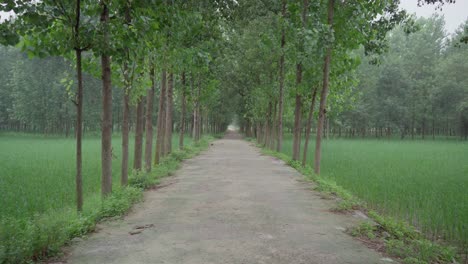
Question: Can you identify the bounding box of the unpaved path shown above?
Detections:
[66,132,389,264]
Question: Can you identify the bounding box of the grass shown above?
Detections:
[0,133,191,218]
[0,132,210,263]
[279,135,468,247]
[256,138,463,263]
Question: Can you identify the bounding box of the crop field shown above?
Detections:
[281,136,468,246]
[0,133,192,219]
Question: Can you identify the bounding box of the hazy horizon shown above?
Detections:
[400,0,467,33]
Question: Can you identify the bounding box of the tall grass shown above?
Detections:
[0,133,191,218]
[0,132,202,263]
[281,135,468,247]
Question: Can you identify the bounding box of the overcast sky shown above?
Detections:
[1,1,467,33]
[400,0,468,33]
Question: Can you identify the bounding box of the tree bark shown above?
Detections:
[259,123,262,142]
[100,0,112,196]
[277,0,286,152]
[121,89,130,185]
[74,0,83,212]
[133,96,144,170]
[302,86,318,166]
[271,101,278,149]
[144,66,155,172]
[293,0,309,162]
[179,72,187,150]
[193,78,201,141]
[411,100,415,140]
[165,72,174,155]
[431,105,435,140]
[314,0,334,175]
[293,63,303,161]
[75,49,83,211]
[264,101,272,147]
[155,70,167,164]
[121,0,132,186]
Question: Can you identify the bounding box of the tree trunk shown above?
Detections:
[193,78,201,141]
[165,72,174,155]
[133,96,144,170]
[100,1,112,196]
[411,101,415,140]
[120,0,132,186]
[73,0,83,212]
[264,101,272,147]
[302,86,318,166]
[422,117,426,140]
[277,0,286,152]
[144,66,155,172]
[121,89,130,185]
[293,0,309,162]
[155,70,167,164]
[75,48,83,211]
[293,63,303,161]
[193,101,198,140]
[314,0,334,175]
[179,72,187,149]
[271,101,278,150]
[259,123,262,142]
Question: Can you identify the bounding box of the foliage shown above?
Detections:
[339,17,468,139]
[350,222,377,240]
[0,0,466,262]
[386,239,457,264]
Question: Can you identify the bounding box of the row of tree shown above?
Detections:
[0,0,462,212]
[222,0,466,173]
[238,16,468,141]
[221,0,412,173]
[0,0,233,212]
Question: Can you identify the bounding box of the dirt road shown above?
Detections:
[66,132,390,264]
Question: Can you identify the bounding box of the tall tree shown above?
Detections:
[302,86,318,166]
[0,0,95,210]
[74,0,84,210]
[314,0,335,174]
[133,95,145,170]
[165,71,174,154]
[120,0,133,186]
[179,72,187,149]
[100,0,112,196]
[292,0,309,161]
[277,0,286,152]
[155,70,167,164]
[145,65,155,172]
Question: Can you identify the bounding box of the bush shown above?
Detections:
[99,187,143,219]
[351,222,377,239]
[386,238,456,264]
[129,170,159,189]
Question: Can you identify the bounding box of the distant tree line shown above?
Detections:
[335,17,468,140]
[0,46,229,137]
[0,46,98,134]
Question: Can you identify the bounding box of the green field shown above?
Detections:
[1,133,467,251]
[281,135,468,246]
[0,133,192,219]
